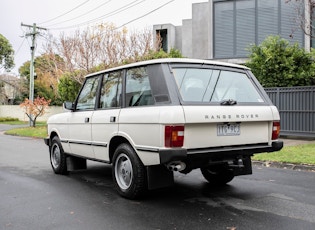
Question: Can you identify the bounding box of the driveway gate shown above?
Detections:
[265,86,315,138]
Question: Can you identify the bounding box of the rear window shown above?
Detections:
[172,66,264,103]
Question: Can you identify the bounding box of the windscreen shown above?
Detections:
[172,66,264,103]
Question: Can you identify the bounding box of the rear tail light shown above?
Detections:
[272,121,281,140]
[165,125,184,147]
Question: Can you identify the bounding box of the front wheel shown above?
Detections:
[112,143,147,199]
[200,166,234,186]
[50,136,68,175]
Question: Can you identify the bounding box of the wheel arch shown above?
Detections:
[50,131,59,139]
[47,131,59,148]
[109,136,133,163]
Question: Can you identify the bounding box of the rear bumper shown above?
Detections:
[159,148,187,164]
[159,140,283,164]
[270,141,284,152]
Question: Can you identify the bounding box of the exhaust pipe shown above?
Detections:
[167,161,186,172]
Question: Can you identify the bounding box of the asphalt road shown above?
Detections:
[1,125,315,230]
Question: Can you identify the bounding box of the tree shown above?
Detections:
[20,96,51,127]
[286,0,315,38]
[19,54,65,105]
[43,23,183,101]
[0,34,14,71]
[58,72,81,102]
[44,23,158,84]
[246,35,315,87]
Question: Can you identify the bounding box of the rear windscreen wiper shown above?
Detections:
[220,99,237,106]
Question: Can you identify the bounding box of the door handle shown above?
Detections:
[85,117,90,123]
[110,116,116,122]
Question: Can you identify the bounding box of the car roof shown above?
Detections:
[86,58,249,78]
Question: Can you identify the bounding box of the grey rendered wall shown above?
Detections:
[175,26,182,51]
[181,19,193,57]
[192,2,210,59]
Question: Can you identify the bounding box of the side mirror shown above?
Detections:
[63,101,75,111]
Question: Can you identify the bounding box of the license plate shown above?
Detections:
[217,123,240,136]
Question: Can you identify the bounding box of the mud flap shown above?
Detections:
[146,165,174,190]
[66,156,87,171]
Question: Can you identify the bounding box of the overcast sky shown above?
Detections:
[0,0,207,75]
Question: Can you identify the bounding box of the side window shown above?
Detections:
[99,71,122,109]
[76,76,100,110]
[126,67,154,107]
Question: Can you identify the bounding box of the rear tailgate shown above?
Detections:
[182,105,278,149]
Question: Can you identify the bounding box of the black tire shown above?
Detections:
[112,143,147,199]
[50,136,68,175]
[200,166,234,186]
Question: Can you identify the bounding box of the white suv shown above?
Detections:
[44,58,283,199]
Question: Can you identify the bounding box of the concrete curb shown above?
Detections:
[252,161,315,172]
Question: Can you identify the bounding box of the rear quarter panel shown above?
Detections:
[118,106,185,165]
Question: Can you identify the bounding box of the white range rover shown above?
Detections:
[44,58,283,199]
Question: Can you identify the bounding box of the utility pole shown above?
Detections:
[21,23,47,126]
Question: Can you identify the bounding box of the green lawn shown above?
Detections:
[253,143,315,165]
[3,123,47,139]
[0,117,27,125]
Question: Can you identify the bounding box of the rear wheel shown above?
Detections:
[50,136,68,175]
[112,143,147,199]
[200,166,234,185]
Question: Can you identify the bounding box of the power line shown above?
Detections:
[45,0,112,28]
[48,0,144,30]
[117,0,175,29]
[39,0,90,25]
[48,0,146,31]
[14,37,26,57]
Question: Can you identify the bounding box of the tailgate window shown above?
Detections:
[172,67,264,103]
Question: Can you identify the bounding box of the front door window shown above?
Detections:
[76,76,100,110]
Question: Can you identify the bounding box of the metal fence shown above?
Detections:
[265,86,315,138]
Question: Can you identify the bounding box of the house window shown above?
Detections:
[156,29,168,52]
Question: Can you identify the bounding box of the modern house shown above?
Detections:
[153,0,309,64]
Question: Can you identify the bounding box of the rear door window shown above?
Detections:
[99,71,123,109]
[126,67,154,107]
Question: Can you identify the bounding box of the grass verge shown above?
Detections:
[4,124,47,139]
[0,117,27,125]
[253,143,315,165]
